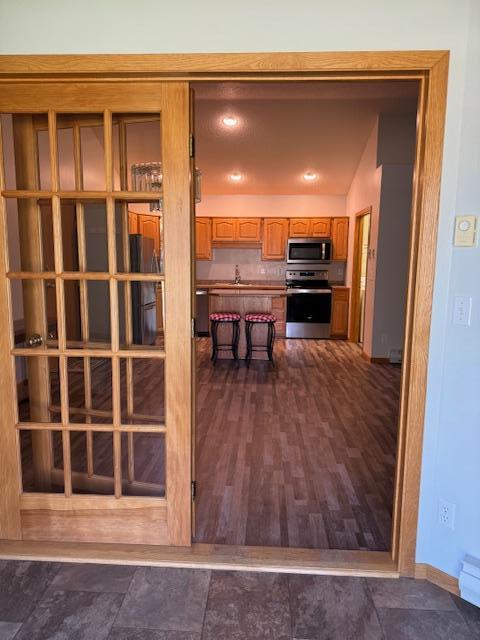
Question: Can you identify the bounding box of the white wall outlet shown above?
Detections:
[438,499,456,530]
[260,267,266,275]
[453,296,472,326]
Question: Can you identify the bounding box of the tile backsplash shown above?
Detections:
[196,248,345,283]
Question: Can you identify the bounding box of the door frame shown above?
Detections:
[0,51,450,577]
[349,206,372,344]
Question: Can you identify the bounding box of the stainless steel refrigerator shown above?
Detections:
[129,234,158,345]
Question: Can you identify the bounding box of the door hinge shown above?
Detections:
[191,480,197,500]
[189,133,195,158]
[191,317,196,338]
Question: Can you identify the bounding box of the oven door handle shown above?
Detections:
[286,289,332,295]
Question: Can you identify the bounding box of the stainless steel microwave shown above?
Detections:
[287,238,332,264]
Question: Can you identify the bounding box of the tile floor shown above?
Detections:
[0,560,479,639]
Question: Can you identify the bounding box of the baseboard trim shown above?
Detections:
[415,563,460,596]
[361,351,390,364]
[0,540,399,578]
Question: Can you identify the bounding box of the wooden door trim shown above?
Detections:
[349,207,372,343]
[0,539,398,578]
[0,50,450,578]
[0,50,447,77]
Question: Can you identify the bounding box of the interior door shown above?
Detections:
[0,82,193,546]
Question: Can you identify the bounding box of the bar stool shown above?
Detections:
[209,312,241,364]
[244,313,276,367]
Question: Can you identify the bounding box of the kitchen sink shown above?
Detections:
[213,282,252,286]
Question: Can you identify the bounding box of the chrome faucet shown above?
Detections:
[234,264,241,285]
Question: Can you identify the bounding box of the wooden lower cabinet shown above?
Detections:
[262,218,289,260]
[330,287,350,339]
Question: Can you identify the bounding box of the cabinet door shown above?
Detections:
[289,218,312,237]
[311,218,331,237]
[195,217,212,260]
[331,288,350,338]
[138,214,161,253]
[262,218,289,260]
[128,211,139,233]
[237,218,262,241]
[332,217,349,260]
[212,218,236,241]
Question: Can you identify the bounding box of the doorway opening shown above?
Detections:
[0,51,448,575]
[350,208,372,347]
[192,79,418,552]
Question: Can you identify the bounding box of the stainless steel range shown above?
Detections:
[286,270,332,339]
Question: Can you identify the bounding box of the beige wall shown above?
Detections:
[346,113,416,359]
[195,194,346,218]
[345,120,382,356]
[371,164,413,358]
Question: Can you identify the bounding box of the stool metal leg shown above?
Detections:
[232,320,240,362]
[245,321,253,367]
[210,320,218,363]
[267,321,276,366]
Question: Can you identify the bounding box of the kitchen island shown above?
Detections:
[206,284,287,359]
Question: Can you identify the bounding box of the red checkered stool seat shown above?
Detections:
[209,312,241,322]
[244,313,276,323]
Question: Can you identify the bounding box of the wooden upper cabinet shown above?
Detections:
[311,218,331,237]
[331,287,350,338]
[211,218,236,242]
[128,212,138,234]
[138,215,161,253]
[262,218,289,260]
[332,217,349,260]
[211,217,262,243]
[289,217,331,238]
[289,218,312,237]
[195,217,212,260]
[237,218,262,242]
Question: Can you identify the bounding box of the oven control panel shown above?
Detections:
[286,270,328,283]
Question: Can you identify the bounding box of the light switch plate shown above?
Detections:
[454,215,477,247]
[453,296,472,326]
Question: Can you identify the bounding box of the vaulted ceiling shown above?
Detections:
[192,81,418,196]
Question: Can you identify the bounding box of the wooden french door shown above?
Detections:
[0,82,193,545]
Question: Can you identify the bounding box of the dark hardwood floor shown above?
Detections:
[194,338,401,551]
[19,336,401,551]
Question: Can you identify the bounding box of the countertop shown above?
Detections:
[196,280,286,291]
[197,281,348,292]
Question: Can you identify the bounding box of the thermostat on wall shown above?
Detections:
[454,215,477,247]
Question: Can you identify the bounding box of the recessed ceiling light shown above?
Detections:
[303,171,318,182]
[222,116,238,127]
[229,172,243,182]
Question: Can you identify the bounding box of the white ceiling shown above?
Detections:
[192,81,418,196]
